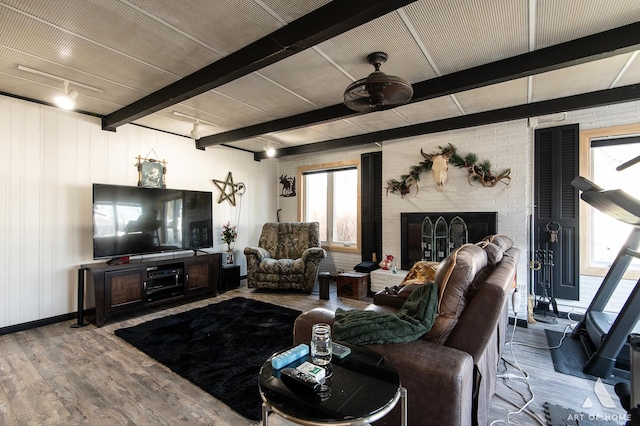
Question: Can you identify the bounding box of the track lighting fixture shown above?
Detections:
[171,111,217,140]
[265,142,276,157]
[54,81,79,110]
[191,120,201,140]
[258,138,280,158]
[17,65,103,111]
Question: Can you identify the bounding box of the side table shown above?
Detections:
[219,265,240,292]
[336,272,368,300]
[259,343,407,426]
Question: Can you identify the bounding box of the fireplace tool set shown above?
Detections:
[533,242,560,323]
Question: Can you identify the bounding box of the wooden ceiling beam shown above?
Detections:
[199,21,640,149]
[254,84,640,160]
[101,0,417,131]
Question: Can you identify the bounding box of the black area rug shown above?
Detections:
[545,330,627,386]
[114,297,301,421]
[543,402,621,426]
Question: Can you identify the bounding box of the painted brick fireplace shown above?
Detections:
[400,212,498,270]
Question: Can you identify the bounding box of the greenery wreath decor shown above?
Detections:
[385,143,511,196]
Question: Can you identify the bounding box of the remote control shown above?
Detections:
[280,367,321,393]
[271,344,309,370]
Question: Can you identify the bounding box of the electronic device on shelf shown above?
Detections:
[145,263,184,302]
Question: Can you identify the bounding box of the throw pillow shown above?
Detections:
[400,261,439,286]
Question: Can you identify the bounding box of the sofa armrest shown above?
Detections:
[243,246,271,261]
[373,292,406,310]
[293,308,336,345]
[301,247,326,262]
[294,308,474,426]
[373,284,421,310]
[368,341,474,426]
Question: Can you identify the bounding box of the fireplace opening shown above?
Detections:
[400,212,498,270]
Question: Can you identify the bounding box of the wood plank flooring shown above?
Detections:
[0,282,630,425]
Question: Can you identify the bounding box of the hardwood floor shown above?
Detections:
[0,282,630,425]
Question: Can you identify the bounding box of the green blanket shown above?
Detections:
[333,282,438,345]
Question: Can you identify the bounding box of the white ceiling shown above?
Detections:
[1,0,640,159]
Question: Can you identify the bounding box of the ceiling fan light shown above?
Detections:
[343,52,413,112]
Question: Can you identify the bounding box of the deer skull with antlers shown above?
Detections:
[421,143,456,191]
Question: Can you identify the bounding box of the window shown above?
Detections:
[590,137,640,271]
[298,160,360,252]
[580,124,640,279]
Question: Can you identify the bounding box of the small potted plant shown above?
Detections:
[221,222,238,266]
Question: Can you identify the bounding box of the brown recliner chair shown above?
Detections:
[244,222,326,292]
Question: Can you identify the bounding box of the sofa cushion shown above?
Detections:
[422,244,488,344]
[482,234,514,253]
[465,238,509,298]
[478,240,504,266]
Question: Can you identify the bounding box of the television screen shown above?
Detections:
[92,184,213,259]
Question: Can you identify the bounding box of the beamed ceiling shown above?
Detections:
[2,0,640,161]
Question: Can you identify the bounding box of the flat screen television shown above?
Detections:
[92,183,213,260]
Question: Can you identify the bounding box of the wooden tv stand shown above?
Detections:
[77,253,220,327]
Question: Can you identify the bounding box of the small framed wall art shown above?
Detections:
[135,152,167,188]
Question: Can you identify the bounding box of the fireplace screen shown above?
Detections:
[401,212,497,270]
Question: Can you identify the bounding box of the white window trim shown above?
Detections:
[579,124,640,280]
[297,159,361,253]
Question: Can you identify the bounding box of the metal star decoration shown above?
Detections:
[213,171,239,206]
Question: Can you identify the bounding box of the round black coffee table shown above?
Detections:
[258,342,407,426]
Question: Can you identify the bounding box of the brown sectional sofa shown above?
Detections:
[293,235,520,426]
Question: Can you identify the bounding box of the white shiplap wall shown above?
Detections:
[0,95,278,328]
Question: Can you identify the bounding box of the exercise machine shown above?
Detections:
[571,176,640,378]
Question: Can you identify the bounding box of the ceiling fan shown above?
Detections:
[343,52,414,112]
